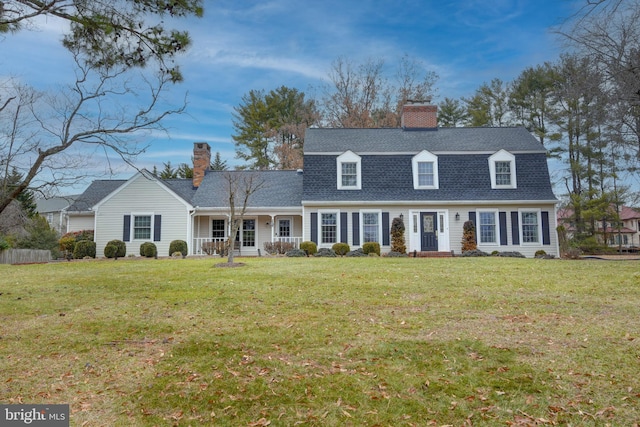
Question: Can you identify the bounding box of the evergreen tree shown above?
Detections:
[211,152,228,171]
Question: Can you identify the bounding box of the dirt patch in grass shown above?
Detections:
[213,262,246,268]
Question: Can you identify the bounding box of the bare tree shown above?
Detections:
[321,55,438,128]
[222,171,266,264]
[0,51,185,216]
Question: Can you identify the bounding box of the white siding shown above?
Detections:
[94,175,190,257]
[67,214,95,233]
[303,203,559,257]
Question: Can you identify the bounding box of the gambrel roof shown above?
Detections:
[303,126,557,203]
[304,126,547,154]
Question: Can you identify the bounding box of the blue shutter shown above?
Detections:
[499,212,508,245]
[468,211,476,226]
[352,212,360,246]
[310,213,318,244]
[541,211,551,245]
[123,215,131,242]
[340,212,348,243]
[511,212,520,245]
[382,212,390,246]
[153,215,162,242]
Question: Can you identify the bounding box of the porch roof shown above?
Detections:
[192,170,303,208]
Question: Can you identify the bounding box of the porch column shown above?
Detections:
[270,215,275,241]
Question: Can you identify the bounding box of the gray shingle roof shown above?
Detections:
[67,180,127,212]
[305,126,547,153]
[192,170,303,208]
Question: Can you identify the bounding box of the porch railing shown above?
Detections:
[192,236,303,256]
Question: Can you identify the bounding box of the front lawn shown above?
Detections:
[0,257,638,426]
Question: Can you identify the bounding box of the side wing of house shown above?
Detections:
[93,172,193,257]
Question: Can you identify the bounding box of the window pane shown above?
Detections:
[418,162,434,186]
[212,219,225,239]
[242,219,255,247]
[495,161,511,186]
[521,212,539,243]
[341,162,357,187]
[363,212,379,243]
[321,213,337,244]
[134,216,151,239]
[479,212,496,243]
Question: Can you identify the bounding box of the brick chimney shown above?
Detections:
[193,142,211,188]
[401,100,438,130]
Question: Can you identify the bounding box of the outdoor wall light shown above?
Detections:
[455,212,460,221]
[399,213,404,220]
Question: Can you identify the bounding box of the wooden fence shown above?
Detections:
[0,249,51,265]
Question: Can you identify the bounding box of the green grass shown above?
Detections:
[1,257,639,426]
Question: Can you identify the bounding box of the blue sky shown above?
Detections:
[1,0,578,191]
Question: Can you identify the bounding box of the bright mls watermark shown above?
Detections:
[1,405,69,426]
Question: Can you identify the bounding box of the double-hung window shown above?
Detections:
[320,212,338,244]
[489,150,517,189]
[520,210,541,244]
[478,211,498,244]
[362,211,380,243]
[212,219,225,239]
[133,215,152,240]
[242,219,256,247]
[412,150,439,189]
[337,151,361,190]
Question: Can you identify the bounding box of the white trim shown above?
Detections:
[489,150,517,189]
[477,209,500,246]
[130,212,155,242]
[93,169,193,211]
[318,209,341,247]
[302,199,559,207]
[336,151,361,190]
[412,150,439,189]
[360,209,383,244]
[518,208,542,245]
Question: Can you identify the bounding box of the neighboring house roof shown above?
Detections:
[36,195,79,213]
[305,126,547,154]
[620,206,640,220]
[67,180,127,212]
[192,170,304,208]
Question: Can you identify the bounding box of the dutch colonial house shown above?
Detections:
[67,102,559,258]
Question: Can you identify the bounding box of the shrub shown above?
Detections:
[332,242,350,256]
[0,236,10,251]
[346,248,367,257]
[315,248,337,257]
[169,240,188,256]
[535,250,547,257]
[106,239,126,258]
[362,242,380,256]
[264,241,295,255]
[460,249,489,257]
[286,249,307,257]
[390,217,406,254]
[299,241,317,256]
[61,230,94,242]
[497,251,526,258]
[140,242,157,258]
[59,236,76,253]
[104,244,119,259]
[385,251,408,257]
[491,250,500,256]
[461,220,477,252]
[73,240,96,259]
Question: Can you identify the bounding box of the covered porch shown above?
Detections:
[191,211,303,256]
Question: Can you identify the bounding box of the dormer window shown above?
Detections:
[412,150,439,189]
[489,150,517,189]
[337,151,361,190]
